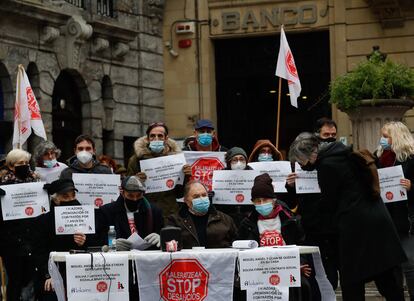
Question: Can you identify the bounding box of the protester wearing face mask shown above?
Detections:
[314,117,337,147]
[289,133,406,301]
[182,119,228,152]
[126,122,183,218]
[59,134,112,180]
[33,141,68,183]
[248,139,283,163]
[375,121,414,301]
[0,149,40,301]
[167,180,236,248]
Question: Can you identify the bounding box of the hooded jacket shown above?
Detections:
[126,136,182,218]
[59,156,112,180]
[248,140,283,162]
[316,142,406,285]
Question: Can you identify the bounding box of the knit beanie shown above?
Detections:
[251,173,276,200]
[225,147,247,162]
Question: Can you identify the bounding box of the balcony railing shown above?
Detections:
[97,0,114,17]
[64,0,84,8]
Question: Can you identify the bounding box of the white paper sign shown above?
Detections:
[73,173,120,208]
[246,286,289,301]
[183,151,226,190]
[294,163,321,194]
[311,252,336,301]
[1,182,49,220]
[139,153,186,193]
[239,247,301,290]
[35,164,67,183]
[66,253,129,301]
[54,205,95,235]
[248,161,292,193]
[127,232,152,250]
[212,170,260,205]
[378,165,407,203]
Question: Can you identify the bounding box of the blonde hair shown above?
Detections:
[377,121,414,162]
[6,149,31,167]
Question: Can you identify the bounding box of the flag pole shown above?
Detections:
[16,65,22,149]
[275,77,282,149]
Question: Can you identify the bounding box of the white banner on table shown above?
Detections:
[183,151,226,191]
[66,253,129,301]
[54,205,95,235]
[311,252,336,301]
[246,286,289,301]
[294,163,321,194]
[135,249,238,301]
[212,170,260,205]
[139,153,186,193]
[239,247,301,290]
[378,165,407,203]
[73,173,120,208]
[1,182,49,220]
[248,161,292,193]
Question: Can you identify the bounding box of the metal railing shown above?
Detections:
[64,0,84,8]
[97,0,114,17]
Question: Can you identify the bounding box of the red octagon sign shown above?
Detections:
[159,259,210,301]
[191,157,225,191]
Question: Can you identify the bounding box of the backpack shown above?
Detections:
[348,149,381,201]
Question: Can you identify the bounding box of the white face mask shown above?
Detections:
[231,161,246,170]
[76,151,93,164]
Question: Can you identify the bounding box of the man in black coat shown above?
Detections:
[289,134,407,300]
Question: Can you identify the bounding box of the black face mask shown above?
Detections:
[319,137,336,144]
[301,161,317,171]
[59,199,81,207]
[14,164,30,179]
[124,198,140,212]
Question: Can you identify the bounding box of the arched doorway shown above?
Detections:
[52,70,86,162]
[0,62,13,155]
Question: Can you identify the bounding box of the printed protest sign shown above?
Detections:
[54,205,95,235]
[73,173,120,208]
[66,253,129,301]
[184,151,226,191]
[294,163,321,194]
[212,170,260,205]
[140,153,186,193]
[378,165,407,203]
[239,247,301,290]
[1,182,49,220]
[246,286,289,301]
[248,161,292,193]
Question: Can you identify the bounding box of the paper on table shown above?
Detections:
[128,232,152,250]
[232,240,258,249]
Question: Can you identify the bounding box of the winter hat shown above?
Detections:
[251,173,276,200]
[225,147,247,162]
[44,179,78,195]
[122,176,146,192]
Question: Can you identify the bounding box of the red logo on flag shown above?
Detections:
[191,157,224,191]
[385,191,394,201]
[166,179,175,188]
[269,274,280,286]
[96,281,108,292]
[95,198,104,207]
[26,87,41,120]
[159,259,209,301]
[285,50,298,79]
[25,207,34,216]
[235,194,244,203]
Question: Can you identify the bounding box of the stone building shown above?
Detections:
[0,0,165,163]
[163,0,414,155]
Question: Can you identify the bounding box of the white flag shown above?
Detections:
[275,27,301,108]
[12,65,47,148]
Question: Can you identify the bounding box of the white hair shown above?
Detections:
[6,149,31,167]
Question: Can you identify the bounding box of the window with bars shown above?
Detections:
[64,0,84,8]
[97,0,114,17]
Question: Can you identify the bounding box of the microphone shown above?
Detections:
[101,245,110,253]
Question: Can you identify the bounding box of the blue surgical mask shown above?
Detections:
[192,197,210,214]
[43,159,57,168]
[149,140,165,153]
[258,153,273,162]
[380,137,391,150]
[197,133,213,146]
[255,202,274,217]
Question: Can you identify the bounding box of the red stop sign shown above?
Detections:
[191,157,224,191]
[159,259,210,301]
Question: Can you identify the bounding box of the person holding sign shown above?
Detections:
[33,140,68,183]
[182,119,228,152]
[59,134,112,180]
[126,122,183,218]
[248,139,283,163]
[0,149,40,301]
[34,179,105,300]
[375,121,414,300]
[167,180,236,248]
[289,133,406,300]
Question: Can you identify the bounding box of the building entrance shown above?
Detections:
[215,30,331,156]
